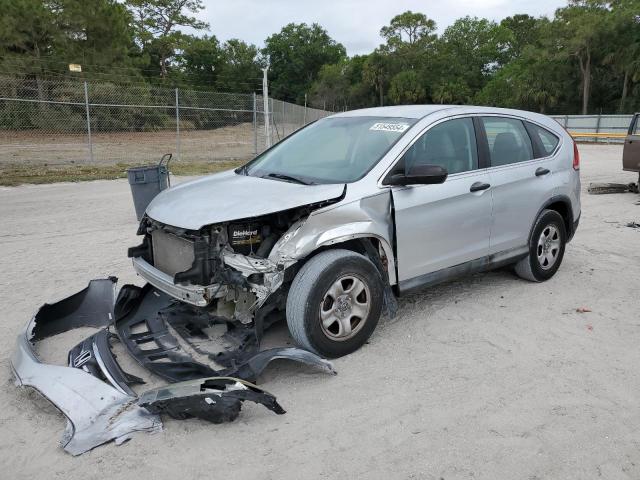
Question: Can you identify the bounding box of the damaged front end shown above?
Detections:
[11,278,335,455]
[128,195,344,318]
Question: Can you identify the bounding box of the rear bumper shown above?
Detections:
[131,256,225,307]
[568,213,580,242]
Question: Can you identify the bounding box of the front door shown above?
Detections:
[391,117,493,288]
[623,113,640,173]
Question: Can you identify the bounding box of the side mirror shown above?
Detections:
[386,164,448,186]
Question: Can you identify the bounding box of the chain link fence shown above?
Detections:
[0,74,632,172]
[0,75,331,167]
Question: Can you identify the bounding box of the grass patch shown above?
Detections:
[0,160,244,187]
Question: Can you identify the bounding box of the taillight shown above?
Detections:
[572,140,580,171]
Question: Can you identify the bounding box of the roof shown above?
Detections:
[331,105,455,119]
[329,105,549,121]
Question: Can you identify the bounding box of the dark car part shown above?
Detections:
[31,277,117,341]
[68,329,144,396]
[138,377,285,424]
[115,283,336,383]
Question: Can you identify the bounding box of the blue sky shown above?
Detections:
[198,0,567,55]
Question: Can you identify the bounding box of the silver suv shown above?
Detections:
[130,105,581,358]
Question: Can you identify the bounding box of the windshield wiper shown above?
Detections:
[262,172,312,185]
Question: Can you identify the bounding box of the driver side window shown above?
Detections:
[403,118,478,175]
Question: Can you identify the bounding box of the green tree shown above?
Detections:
[217,39,262,92]
[554,1,609,114]
[381,11,437,50]
[0,0,58,72]
[178,35,224,87]
[363,50,391,106]
[388,70,426,104]
[606,0,640,112]
[126,0,209,78]
[500,14,546,60]
[310,62,350,110]
[263,23,346,103]
[436,16,511,93]
[432,79,472,105]
[57,0,136,70]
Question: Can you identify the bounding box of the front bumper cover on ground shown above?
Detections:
[11,278,335,455]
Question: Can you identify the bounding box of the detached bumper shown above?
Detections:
[10,279,161,455]
[131,256,225,307]
[11,278,336,455]
[12,331,162,455]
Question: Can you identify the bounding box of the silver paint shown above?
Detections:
[11,318,162,456]
[145,169,345,230]
[139,105,581,302]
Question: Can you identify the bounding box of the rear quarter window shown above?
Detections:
[527,123,560,157]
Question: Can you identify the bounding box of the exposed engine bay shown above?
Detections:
[128,197,344,323]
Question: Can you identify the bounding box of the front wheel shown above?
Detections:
[286,249,384,358]
[515,209,567,282]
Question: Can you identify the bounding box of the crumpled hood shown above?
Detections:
[145,169,345,230]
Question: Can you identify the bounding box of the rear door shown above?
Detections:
[391,117,493,287]
[481,116,559,255]
[623,113,640,172]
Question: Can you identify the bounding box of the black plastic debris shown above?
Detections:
[32,277,117,341]
[138,377,286,424]
[114,283,335,384]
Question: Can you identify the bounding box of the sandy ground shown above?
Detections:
[0,122,300,166]
[0,144,639,480]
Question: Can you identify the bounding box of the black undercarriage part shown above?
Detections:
[114,283,336,384]
[138,377,286,423]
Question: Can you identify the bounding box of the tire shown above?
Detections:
[515,209,567,282]
[286,249,384,358]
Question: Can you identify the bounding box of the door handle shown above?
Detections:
[470,182,491,192]
[535,167,550,176]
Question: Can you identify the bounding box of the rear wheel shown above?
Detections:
[515,209,567,282]
[286,249,383,358]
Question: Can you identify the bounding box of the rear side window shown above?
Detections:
[527,122,560,157]
[482,117,533,166]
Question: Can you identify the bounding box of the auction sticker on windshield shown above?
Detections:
[369,122,410,133]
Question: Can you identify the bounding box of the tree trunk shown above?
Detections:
[379,79,384,107]
[160,54,167,78]
[580,50,591,115]
[619,70,629,113]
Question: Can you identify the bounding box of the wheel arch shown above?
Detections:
[530,195,575,243]
[304,234,396,286]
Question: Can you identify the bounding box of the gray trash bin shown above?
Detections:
[127,153,172,221]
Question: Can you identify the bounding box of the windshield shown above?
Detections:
[243,116,417,184]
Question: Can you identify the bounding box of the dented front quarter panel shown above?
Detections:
[268,190,397,285]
